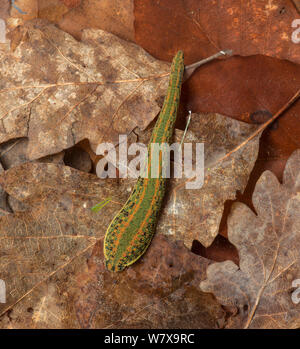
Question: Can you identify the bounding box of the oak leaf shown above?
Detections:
[135,0,299,64]
[74,236,225,329]
[0,162,126,326]
[200,150,300,329]
[0,162,224,328]
[0,19,169,160]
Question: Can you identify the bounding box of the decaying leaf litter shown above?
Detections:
[0,20,169,160]
[201,150,300,329]
[0,8,299,328]
[135,0,300,190]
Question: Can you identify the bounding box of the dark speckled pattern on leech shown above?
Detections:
[103,51,184,272]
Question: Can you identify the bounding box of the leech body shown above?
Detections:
[104,51,184,272]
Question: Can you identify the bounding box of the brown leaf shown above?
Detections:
[0,162,224,328]
[58,0,134,42]
[135,0,299,64]
[74,236,224,329]
[292,0,300,12]
[181,55,300,122]
[0,19,170,160]
[156,113,260,248]
[0,162,130,326]
[0,0,10,19]
[123,112,260,249]
[0,138,65,170]
[59,0,81,8]
[10,1,134,42]
[38,0,70,23]
[200,150,300,329]
[10,0,38,20]
[70,111,259,251]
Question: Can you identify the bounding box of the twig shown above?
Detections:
[184,49,233,82]
[180,110,192,146]
[0,74,170,94]
[214,89,300,165]
[185,49,233,71]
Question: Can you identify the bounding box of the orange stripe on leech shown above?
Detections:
[149,55,183,142]
[161,62,182,142]
[107,103,163,254]
[120,153,163,260]
[128,64,183,240]
[108,67,178,251]
[116,99,172,260]
[119,61,183,257]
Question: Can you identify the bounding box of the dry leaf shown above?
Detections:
[0,162,129,325]
[156,113,260,248]
[292,0,300,12]
[58,0,134,42]
[0,0,10,19]
[0,138,65,169]
[74,236,224,329]
[0,19,170,160]
[0,110,260,248]
[59,0,81,8]
[135,0,299,64]
[9,1,134,42]
[0,162,224,328]
[10,0,38,20]
[200,150,300,329]
[38,0,70,22]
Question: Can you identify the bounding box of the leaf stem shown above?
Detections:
[184,49,233,81]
